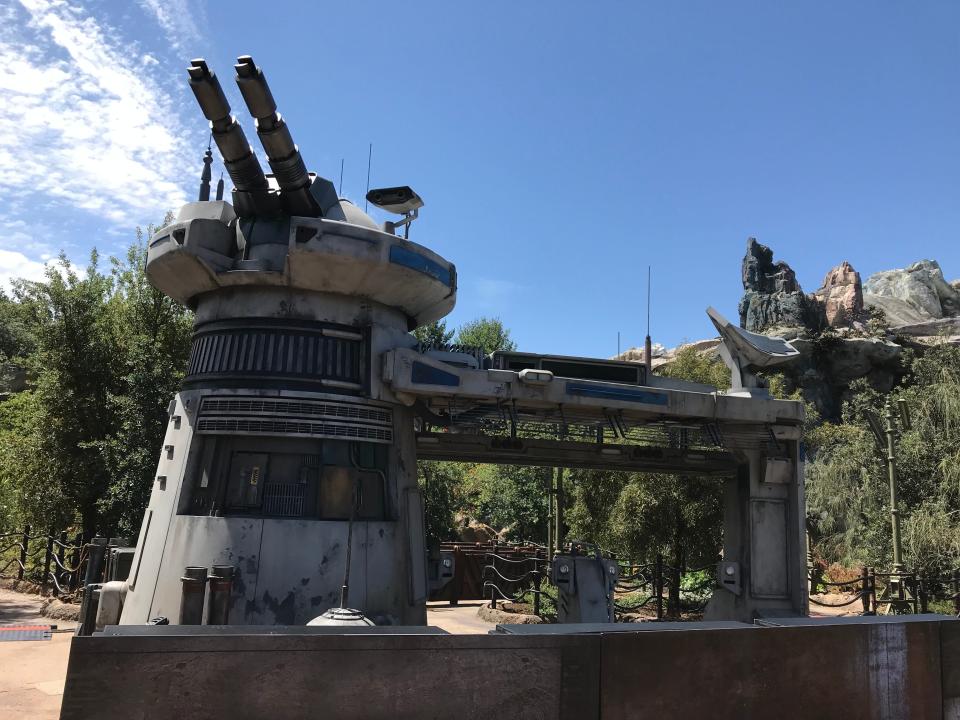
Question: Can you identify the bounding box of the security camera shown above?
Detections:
[365,186,423,215]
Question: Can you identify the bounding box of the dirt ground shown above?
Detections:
[0,588,76,720]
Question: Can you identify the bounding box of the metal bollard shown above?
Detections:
[84,538,109,586]
[860,567,870,615]
[76,584,103,637]
[206,565,235,625]
[179,566,208,625]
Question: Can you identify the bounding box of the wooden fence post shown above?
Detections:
[42,533,53,594]
[54,531,67,596]
[860,567,870,615]
[953,570,960,617]
[17,524,29,581]
[69,532,82,591]
[654,554,664,620]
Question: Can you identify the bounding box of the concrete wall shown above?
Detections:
[63,616,956,719]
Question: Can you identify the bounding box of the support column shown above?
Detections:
[706,430,807,621]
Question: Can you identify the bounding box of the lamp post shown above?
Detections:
[867,397,913,613]
[884,399,905,575]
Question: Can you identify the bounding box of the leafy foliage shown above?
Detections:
[412,319,454,347]
[806,344,960,572]
[454,317,516,354]
[565,349,728,567]
[0,233,191,537]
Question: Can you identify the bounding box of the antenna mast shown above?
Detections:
[644,265,653,375]
[198,134,213,201]
[364,143,372,212]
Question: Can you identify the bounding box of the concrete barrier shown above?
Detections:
[61,616,956,719]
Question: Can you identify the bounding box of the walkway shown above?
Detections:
[0,588,75,720]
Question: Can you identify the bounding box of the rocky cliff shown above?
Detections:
[617,240,959,421]
[813,261,865,328]
[863,260,960,342]
[738,238,821,332]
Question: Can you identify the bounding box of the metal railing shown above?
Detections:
[0,525,88,597]
[616,555,717,619]
[809,566,960,615]
[483,553,549,617]
[480,550,719,622]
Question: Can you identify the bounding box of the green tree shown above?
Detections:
[566,346,728,574]
[806,343,960,572]
[418,460,465,548]
[0,231,193,537]
[9,251,119,536]
[0,290,36,362]
[412,319,454,347]
[455,317,516,354]
[96,234,192,534]
[469,464,549,542]
[658,345,730,390]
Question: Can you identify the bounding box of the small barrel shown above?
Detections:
[179,566,208,625]
[206,565,235,626]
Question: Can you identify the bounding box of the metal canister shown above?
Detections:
[206,565,235,625]
[179,566,208,625]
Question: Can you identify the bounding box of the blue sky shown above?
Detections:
[1,1,958,356]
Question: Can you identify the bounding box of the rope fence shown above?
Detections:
[809,566,960,616]
[480,550,720,622]
[0,525,88,597]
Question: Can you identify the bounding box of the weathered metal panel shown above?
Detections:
[601,620,944,719]
[133,515,263,625]
[941,620,960,719]
[61,633,600,720]
[749,498,788,598]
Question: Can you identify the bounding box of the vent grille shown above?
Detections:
[262,482,306,517]
[200,398,391,426]
[184,323,366,390]
[196,417,392,442]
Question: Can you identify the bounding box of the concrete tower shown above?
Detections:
[119,57,452,626]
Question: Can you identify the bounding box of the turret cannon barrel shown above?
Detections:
[187,59,267,194]
[235,56,309,192]
[234,55,321,217]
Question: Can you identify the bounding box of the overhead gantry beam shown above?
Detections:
[414,433,739,476]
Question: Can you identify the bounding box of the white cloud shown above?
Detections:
[137,0,203,53]
[0,248,50,290]
[0,0,193,237]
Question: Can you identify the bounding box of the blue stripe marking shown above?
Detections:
[566,382,668,406]
[389,245,452,286]
[412,361,461,387]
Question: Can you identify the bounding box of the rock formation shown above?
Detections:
[813,261,865,328]
[637,239,959,419]
[738,238,819,332]
[864,260,960,327]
